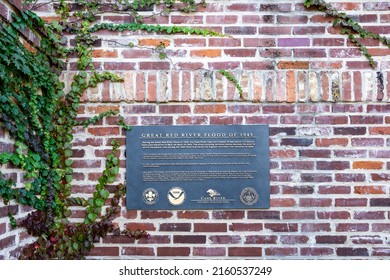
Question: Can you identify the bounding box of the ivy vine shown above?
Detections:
[0,0,389,259]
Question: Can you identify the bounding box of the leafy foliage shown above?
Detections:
[0,0,388,259]
[304,0,390,69]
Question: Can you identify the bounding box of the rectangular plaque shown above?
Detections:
[126,125,270,210]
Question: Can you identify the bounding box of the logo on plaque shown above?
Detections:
[207,189,220,197]
[142,188,159,205]
[240,187,259,206]
[167,187,186,206]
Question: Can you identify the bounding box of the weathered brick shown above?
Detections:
[264,223,298,232]
[317,161,350,170]
[335,199,367,207]
[193,247,226,256]
[229,223,263,232]
[209,235,241,244]
[336,223,369,232]
[300,148,331,158]
[122,247,154,256]
[355,186,385,195]
[301,223,331,232]
[318,211,351,220]
[336,248,369,257]
[157,247,190,257]
[301,247,334,256]
[140,211,173,219]
[300,198,332,207]
[245,235,277,244]
[282,186,314,195]
[159,223,191,232]
[318,186,351,194]
[265,247,298,256]
[354,211,386,220]
[370,198,390,206]
[228,247,262,257]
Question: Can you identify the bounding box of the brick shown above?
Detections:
[174,38,206,47]
[193,247,226,256]
[280,235,309,244]
[336,248,369,257]
[354,211,386,220]
[89,246,119,256]
[301,248,334,256]
[318,211,350,220]
[265,247,298,256]
[317,161,350,170]
[122,247,154,256]
[92,49,118,58]
[373,248,390,257]
[206,15,238,24]
[243,15,274,24]
[370,198,390,206]
[212,211,245,220]
[210,116,244,125]
[300,149,331,158]
[294,26,326,35]
[228,105,260,114]
[159,223,191,232]
[270,149,297,158]
[372,174,390,182]
[315,115,348,124]
[157,247,190,257]
[300,198,332,207]
[352,138,384,147]
[225,26,257,35]
[173,235,206,244]
[281,138,313,147]
[209,235,241,244]
[229,223,263,232]
[125,223,156,231]
[243,38,276,47]
[140,211,173,219]
[372,224,390,232]
[271,198,296,207]
[0,236,15,250]
[158,105,191,114]
[282,211,315,220]
[0,205,18,218]
[316,235,347,244]
[354,186,385,195]
[350,116,383,124]
[278,38,310,47]
[177,211,209,219]
[176,116,208,125]
[264,223,298,232]
[245,235,277,244]
[138,235,171,244]
[270,127,296,136]
[281,161,314,170]
[367,105,390,113]
[335,199,367,207]
[141,116,173,125]
[228,247,262,257]
[318,186,351,194]
[191,49,221,58]
[139,62,170,70]
[171,15,203,24]
[301,173,332,183]
[301,223,331,232]
[194,223,227,232]
[0,223,6,235]
[260,4,292,12]
[208,61,241,70]
[353,161,383,170]
[313,38,345,46]
[282,186,314,195]
[227,3,258,11]
[277,61,309,69]
[72,159,102,168]
[336,173,366,182]
[247,211,280,220]
[336,223,369,232]
[351,235,383,245]
[370,127,390,135]
[259,26,291,35]
[194,104,226,114]
[225,48,257,58]
[104,62,136,70]
[88,127,120,136]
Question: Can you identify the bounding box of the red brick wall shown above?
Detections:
[1,0,390,259]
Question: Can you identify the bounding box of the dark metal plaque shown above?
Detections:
[126,125,270,210]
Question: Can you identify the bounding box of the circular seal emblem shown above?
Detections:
[142,188,159,205]
[240,187,259,206]
[167,187,186,206]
